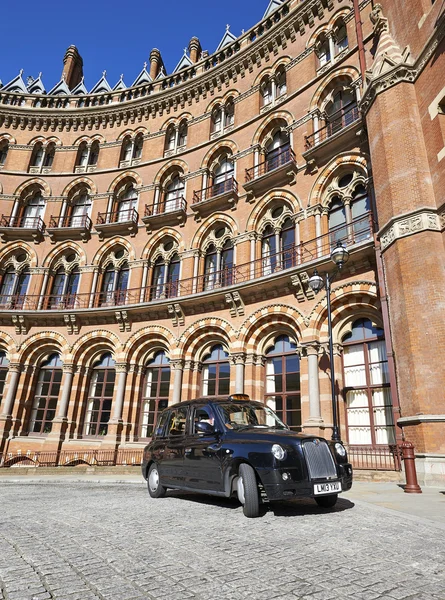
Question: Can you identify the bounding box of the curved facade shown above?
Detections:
[0,0,444,483]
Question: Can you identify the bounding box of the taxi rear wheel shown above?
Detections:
[315,494,338,508]
[237,464,260,518]
[147,464,166,498]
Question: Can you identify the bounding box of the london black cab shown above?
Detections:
[141,394,353,518]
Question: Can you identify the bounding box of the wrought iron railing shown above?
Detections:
[0,213,374,312]
[346,444,402,471]
[144,196,187,217]
[193,177,238,203]
[245,146,296,182]
[96,207,139,225]
[48,215,93,230]
[0,215,46,231]
[305,103,360,150]
[0,449,143,468]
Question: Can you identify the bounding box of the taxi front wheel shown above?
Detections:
[147,464,166,498]
[237,463,260,518]
[315,494,338,508]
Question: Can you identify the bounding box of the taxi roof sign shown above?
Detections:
[228,394,250,401]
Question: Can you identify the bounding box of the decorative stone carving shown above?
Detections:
[64,314,79,335]
[12,315,27,335]
[379,210,441,251]
[115,310,131,332]
[167,303,185,327]
[225,291,245,317]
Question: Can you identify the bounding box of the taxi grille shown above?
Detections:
[303,440,337,479]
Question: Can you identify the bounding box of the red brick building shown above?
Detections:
[0,0,443,484]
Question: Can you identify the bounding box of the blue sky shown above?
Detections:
[3,0,271,91]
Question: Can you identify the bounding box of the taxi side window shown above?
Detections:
[193,406,215,432]
[155,411,169,437]
[167,406,188,436]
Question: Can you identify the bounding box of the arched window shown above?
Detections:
[89,141,99,166]
[178,121,188,147]
[140,351,170,438]
[204,244,218,290]
[265,130,290,172]
[70,192,92,227]
[49,265,80,309]
[201,344,230,397]
[120,137,133,163]
[261,214,295,274]
[151,253,180,300]
[0,351,10,406]
[211,105,223,133]
[99,261,129,306]
[29,354,63,434]
[165,124,176,152]
[261,77,273,106]
[224,99,235,128]
[342,319,395,446]
[328,196,347,243]
[265,335,301,431]
[0,141,9,166]
[212,155,234,196]
[0,263,30,308]
[276,66,287,98]
[315,33,331,67]
[334,19,348,54]
[84,353,115,436]
[76,142,89,168]
[21,192,46,228]
[133,134,143,160]
[43,143,55,168]
[326,89,357,136]
[164,175,185,212]
[327,173,371,244]
[30,143,44,169]
[116,185,138,222]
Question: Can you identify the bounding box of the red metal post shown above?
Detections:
[352,0,367,84]
[400,441,422,493]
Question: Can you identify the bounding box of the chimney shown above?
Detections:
[149,48,166,79]
[188,37,202,63]
[62,45,83,90]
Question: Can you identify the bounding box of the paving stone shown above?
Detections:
[0,482,444,600]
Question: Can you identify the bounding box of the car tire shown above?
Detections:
[237,463,260,518]
[147,464,166,499]
[315,494,338,508]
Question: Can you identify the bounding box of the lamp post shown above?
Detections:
[308,241,349,442]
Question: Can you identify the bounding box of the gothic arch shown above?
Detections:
[201,140,239,170]
[239,305,304,354]
[178,318,236,361]
[14,178,51,198]
[252,111,294,146]
[190,213,239,250]
[154,159,189,186]
[108,171,143,194]
[62,177,97,197]
[91,236,136,265]
[42,241,87,268]
[309,66,360,111]
[124,325,177,364]
[246,189,302,232]
[69,330,123,366]
[140,228,185,262]
[17,331,69,365]
[0,242,37,267]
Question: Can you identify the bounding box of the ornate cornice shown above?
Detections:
[0,0,343,133]
[378,207,442,252]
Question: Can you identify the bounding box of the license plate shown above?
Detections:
[313,481,342,495]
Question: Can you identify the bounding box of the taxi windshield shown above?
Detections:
[217,402,288,430]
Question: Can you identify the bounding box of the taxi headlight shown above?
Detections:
[271,444,286,460]
[335,442,347,458]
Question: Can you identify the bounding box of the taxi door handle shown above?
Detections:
[185,448,192,455]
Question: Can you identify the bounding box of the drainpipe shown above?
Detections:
[352,0,367,84]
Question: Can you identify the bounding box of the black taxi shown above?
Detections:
[141,394,353,517]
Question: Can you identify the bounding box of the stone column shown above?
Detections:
[89,268,99,308]
[111,364,128,422]
[301,344,324,436]
[232,353,246,394]
[37,269,50,310]
[0,364,21,418]
[140,262,149,302]
[327,32,335,64]
[171,360,184,405]
[56,365,75,419]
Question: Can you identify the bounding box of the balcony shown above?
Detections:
[95,208,139,238]
[142,197,187,230]
[303,103,361,164]
[47,215,93,242]
[192,177,238,218]
[244,147,297,197]
[0,214,374,315]
[0,215,45,242]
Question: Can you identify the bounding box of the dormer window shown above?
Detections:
[210,99,235,137]
[164,121,188,156]
[120,134,143,166]
[29,142,56,173]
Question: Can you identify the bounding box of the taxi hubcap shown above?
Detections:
[149,468,159,492]
[236,476,245,504]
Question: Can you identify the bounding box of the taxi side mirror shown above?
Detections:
[195,421,216,435]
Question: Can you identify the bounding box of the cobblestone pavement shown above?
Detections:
[0,481,444,600]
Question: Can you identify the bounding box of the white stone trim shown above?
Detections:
[398,414,445,425]
[379,208,441,251]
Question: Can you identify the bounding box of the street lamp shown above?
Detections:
[308,241,350,442]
